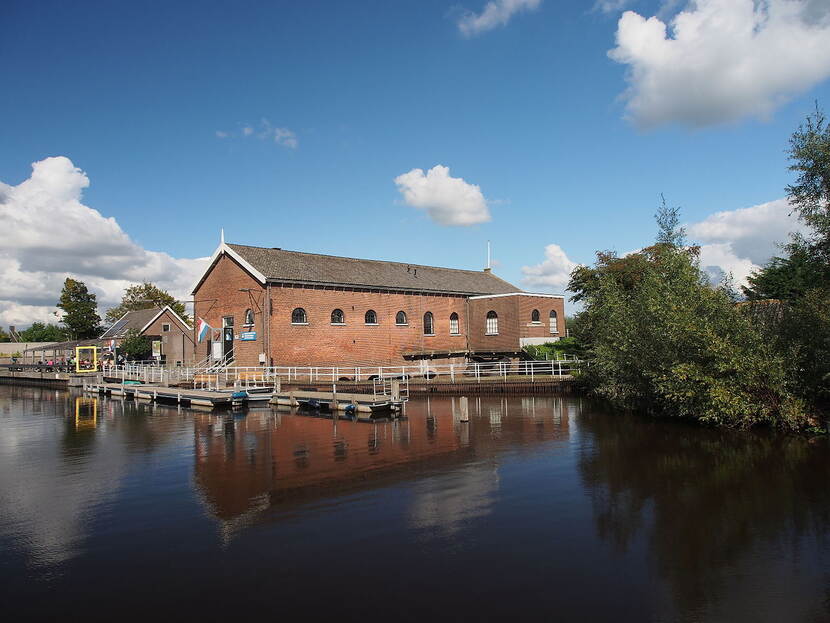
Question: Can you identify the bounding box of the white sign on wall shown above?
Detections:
[212,342,223,360]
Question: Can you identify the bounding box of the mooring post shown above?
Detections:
[391,379,400,402]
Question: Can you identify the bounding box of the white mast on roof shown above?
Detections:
[220,228,225,245]
[487,240,491,270]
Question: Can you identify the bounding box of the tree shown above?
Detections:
[119,328,151,359]
[57,278,101,340]
[742,249,824,301]
[18,322,67,342]
[787,102,830,256]
[0,327,9,343]
[106,283,189,324]
[569,202,815,431]
[655,193,686,247]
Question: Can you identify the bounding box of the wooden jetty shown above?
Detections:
[82,380,404,416]
[269,389,403,415]
[84,381,237,407]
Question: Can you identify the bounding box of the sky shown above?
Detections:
[2,0,830,326]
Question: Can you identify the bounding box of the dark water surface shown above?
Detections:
[2,385,830,622]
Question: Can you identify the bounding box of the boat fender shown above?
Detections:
[344,404,356,417]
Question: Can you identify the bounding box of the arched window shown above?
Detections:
[244,309,254,326]
[486,310,499,335]
[549,310,558,334]
[291,308,307,324]
[331,309,345,324]
[449,312,459,335]
[423,312,434,335]
[395,311,408,325]
[531,309,540,323]
[365,310,378,325]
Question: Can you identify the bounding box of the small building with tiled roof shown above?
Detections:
[191,240,565,368]
[101,306,195,365]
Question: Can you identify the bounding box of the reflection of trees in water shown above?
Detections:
[578,409,830,618]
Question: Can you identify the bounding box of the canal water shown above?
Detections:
[1,385,829,622]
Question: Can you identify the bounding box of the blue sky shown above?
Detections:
[2,0,830,323]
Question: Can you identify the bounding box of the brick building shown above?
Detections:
[100,306,195,365]
[191,241,565,368]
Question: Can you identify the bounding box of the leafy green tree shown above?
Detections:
[106,282,189,324]
[18,322,67,342]
[0,327,9,343]
[57,278,101,340]
[569,203,815,431]
[119,328,151,359]
[742,249,824,301]
[787,102,830,259]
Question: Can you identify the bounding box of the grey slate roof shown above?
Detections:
[100,308,162,339]
[227,244,522,295]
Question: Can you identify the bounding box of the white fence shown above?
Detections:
[103,359,580,386]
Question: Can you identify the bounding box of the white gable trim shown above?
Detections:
[139,305,193,335]
[189,243,267,295]
[468,292,565,300]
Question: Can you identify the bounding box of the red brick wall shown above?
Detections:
[193,255,267,366]
[268,284,467,367]
[468,295,566,350]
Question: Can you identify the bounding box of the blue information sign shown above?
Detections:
[240,331,257,341]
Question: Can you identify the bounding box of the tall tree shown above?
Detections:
[57,278,101,340]
[787,102,830,256]
[105,283,189,324]
[0,327,10,343]
[18,322,67,342]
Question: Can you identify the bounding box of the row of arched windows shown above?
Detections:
[290,308,461,335]
[530,309,558,333]
[288,307,558,334]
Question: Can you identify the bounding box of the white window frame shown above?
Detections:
[485,311,498,336]
[549,310,558,334]
[449,313,459,335]
[291,308,308,325]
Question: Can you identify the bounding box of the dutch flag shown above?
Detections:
[197,318,211,342]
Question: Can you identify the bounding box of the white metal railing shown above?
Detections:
[102,359,580,386]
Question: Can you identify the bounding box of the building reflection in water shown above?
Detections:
[193,395,573,537]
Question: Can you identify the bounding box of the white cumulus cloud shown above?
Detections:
[458,0,541,37]
[609,0,830,127]
[688,197,807,285]
[0,157,209,327]
[394,165,491,226]
[521,243,579,292]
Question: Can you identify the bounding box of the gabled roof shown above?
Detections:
[139,305,193,334]
[100,306,192,339]
[100,308,161,339]
[193,242,522,296]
